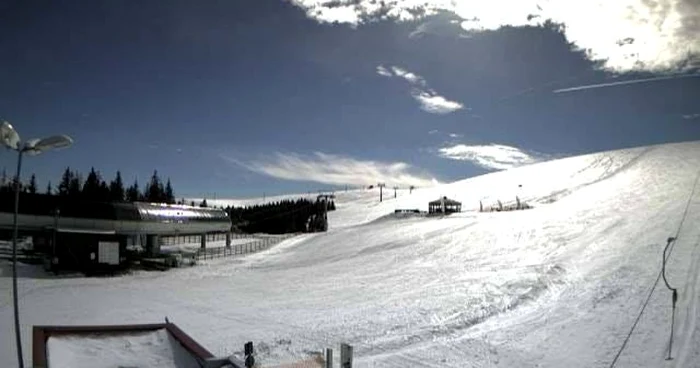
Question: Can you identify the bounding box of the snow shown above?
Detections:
[0,237,34,251]
[2,141,700,367]
[46,328,200,368]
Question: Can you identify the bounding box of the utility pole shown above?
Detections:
[393,186,398,198]
[377,183,385,202]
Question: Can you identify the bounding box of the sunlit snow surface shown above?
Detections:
[47,329,200,368]
[3,141,700,367]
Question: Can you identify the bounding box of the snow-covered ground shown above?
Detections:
[47,329,200,368]
[3,141,700,367]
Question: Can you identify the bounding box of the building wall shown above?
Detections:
[47,233,128,273]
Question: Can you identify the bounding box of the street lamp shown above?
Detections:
[1,121,73,368]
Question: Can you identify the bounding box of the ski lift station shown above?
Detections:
[0,192,231,273]
[428,196,462,214]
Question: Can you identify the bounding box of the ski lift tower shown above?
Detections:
[377,183,386,202]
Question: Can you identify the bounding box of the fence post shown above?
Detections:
[325,348,333,368]
[340,344,353,368]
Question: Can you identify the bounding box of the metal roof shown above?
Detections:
[133,202,230,222]
[428,197,461,205]
[52,228,117,235]
[0,193,230,224]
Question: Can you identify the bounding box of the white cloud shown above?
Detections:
[438,143,542,170]
[289,0,700,72]
[223,152,438,187]
[302,3,362,24]
[411,90,464,114]
[376,65,393,77]
[390,66,426,85]
[409,21,430,38]
[449,133,462,138]
[376,64,465,114]
[683,113,700,120]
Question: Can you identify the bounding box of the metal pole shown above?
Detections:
[663,237,678,360]
[12,149,25,368]
[668,291,677,360]
[53,208,59,270]
[340,343,353,368]
[325,348,333,368]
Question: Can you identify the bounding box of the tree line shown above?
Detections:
[224,198,336,234]
[0,167,176,204]
[0,166,339,234]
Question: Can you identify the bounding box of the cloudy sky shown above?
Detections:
[1,0,699,197]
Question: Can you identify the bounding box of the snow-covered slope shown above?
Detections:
[3,141,700,367]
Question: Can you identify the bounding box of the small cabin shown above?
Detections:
[428,196,461,214]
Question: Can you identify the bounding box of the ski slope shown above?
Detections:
[3,141,700,367]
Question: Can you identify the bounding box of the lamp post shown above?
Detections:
[1,121,73,368]
[52,208,60,270]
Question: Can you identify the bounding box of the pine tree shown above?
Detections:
[46,181,53,195]
[199,199,208,208]
[158,182,165,202]
[58,167,72,196]
[109,171,125,202]
[165,179,175,204]
[99,180,110,202]
[82,167,101,201]
[68,172,82,198]
[146,170,164,203]
[126,179,141,202]
[28,174,38,194]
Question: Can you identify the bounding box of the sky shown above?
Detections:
[0,0,699,198]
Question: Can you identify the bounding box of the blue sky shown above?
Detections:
[1,0,699,198]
